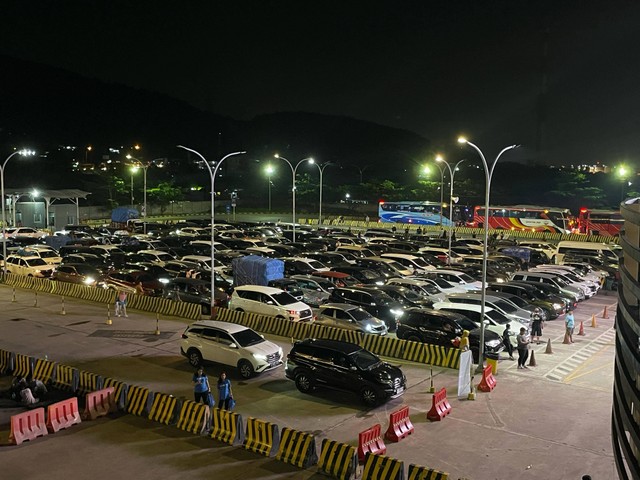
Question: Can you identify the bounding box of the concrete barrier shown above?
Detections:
[9,407,48,445]
[275,427,318,469]
[0,349,14,374]
[407,463,449,479]
[84,387,117,420]
[46,397,82,433]
[148,392,177,425]
[362,453,404,480]
[210,407,244,446]
[244,417,280,457]
[32,358,56,384]
[176,399,209,435]
[317,438,358,480]
[125,385,151,416]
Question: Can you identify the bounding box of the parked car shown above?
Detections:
[329,286,405,330]
[289,274,335,306]
[396,308,504,362]
[374,285,434,309]
[314,303,388,335]
[285,338,406,406]
[229,285,314,322]
[5,255,55,277]
[4,227,48,239]
[103,269,164,296]
[23,246,62,265]
[52,263,104,286]
[329,266,385,285]
[180,320,283,378]
[267,278,304,301]
[164,277,229,314]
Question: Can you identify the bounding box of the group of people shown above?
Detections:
[502,309,577,369]
[9,377,48,405]
[192,367,234,410]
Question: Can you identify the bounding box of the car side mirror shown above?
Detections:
[266,300,274,305]
[350,366,358,371]
[228,342,237,348]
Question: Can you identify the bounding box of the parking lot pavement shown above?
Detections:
[0,285,619,479]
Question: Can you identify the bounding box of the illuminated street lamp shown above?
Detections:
[274,154,315,242]
[177,145,246,317]
[265,164,274,212]
[458,137,518,370]
[1,149,36,275]
[618,165,631,202]
[423,158,445,226]
[129,165,139,208]
[126,155,164,234]
[437,156,467,263]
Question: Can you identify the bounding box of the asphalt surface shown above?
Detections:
[0,284,619,480]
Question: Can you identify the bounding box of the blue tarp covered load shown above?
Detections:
[111,207,139,223]
[500,246,531,262]
[232,255,284,286]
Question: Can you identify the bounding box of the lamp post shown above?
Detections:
[130,166,137,208]
[458,137,518,370]
[437,156,467,264]
[424,160,446,227]
[265,164,274,212]
[127,155,157,234]
[274,154,314,242]
[178,146,246,316]
[309,162,334,227]
[618,166,629,202]
[1,149,36,275]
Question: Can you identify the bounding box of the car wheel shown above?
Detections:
[187,349,203,368]
[361,386,380,406]
[235,308,244,313]
[276,315,286,321]
[295,372,315,393]
[238,360,254,379]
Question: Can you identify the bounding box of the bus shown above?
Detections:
[577,208,623,236]
[469,205,575,233]
[378,201,453,226]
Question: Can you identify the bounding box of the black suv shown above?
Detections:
[329,286,405,330]
[285,338,406,406]
[396,308,503,362]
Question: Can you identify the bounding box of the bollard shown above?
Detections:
[428,365,435,393]
[467,377,476,400]
[155,313,160,336]
[61,296,66,315]
[34,291,38,307]
[12,286,16,302]
[106,304,112,325]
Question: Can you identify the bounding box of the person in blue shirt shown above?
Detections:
[565,311,575,343]
[217,372,233,410]
[192,367,213,406]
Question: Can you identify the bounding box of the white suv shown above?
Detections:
[180,320,283,378]
[5,255,55,277]
[229,285,314,322]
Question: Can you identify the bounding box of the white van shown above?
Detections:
[555,241,621,265]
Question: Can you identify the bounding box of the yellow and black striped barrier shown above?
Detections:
[275,427,318,469]
[408,463,449,480]
[176,399,209,435]
[102,377,127,411]
[339,329,364,345]
[210,407,244,446]
[52,364,79,392]
[148,392,177,425]
[126,385,151,416]
[362,453,404,480]
[288,321,312,341]
[32,358,56,384]
[0,349,13,374]
[13,353,33,379]
[244,417,280,457]
[261,316,294,338]
[315,325,347,342]
[77,370,102,396]
[317,438,358,480]
[361,335,405,359]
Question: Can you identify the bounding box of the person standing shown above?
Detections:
[531,313,543,345]
[502,324,515,360]
[565,310,575,343]
[516,327,530,369]
[217,372,233,410]
[116,291,128,317]
[193,367,213,406]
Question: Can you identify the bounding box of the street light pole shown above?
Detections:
[178,146,246,316]
[265,164,274,212]
[310,162,334,227]
[437,157,467,264]
[1,149,35,276]
[274,154,314,242]
[458,137,518,370]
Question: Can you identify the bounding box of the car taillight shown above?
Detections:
[288,309,297,315]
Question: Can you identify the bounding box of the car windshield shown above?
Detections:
[506,296,527,308]
[424,284,440,294]
[432,277,455,289]
[401,289,423,301]
[272,291,298,305]
[485,310,510,324]
[457,317,478,330]
[232,328,265,347]
[360,269,379,279]
[492,299,516,313]
[38,251,58,258]
[307,260,327,270]
[350,349,381,370]
[412,258,430,268]
[26,258,47,266]
[75,265,98,275]
[458,273,476,283]
[349,308,373,321]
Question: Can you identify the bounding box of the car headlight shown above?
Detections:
[553,303,563,309]
[159,278,170,284]
[253,353,267,361]
[390,309,404,317]
[83,277,95,285]
[365,324,374,332]
[375,281,384,285]
[496,278,505,283]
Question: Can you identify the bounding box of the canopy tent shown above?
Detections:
[4,188,91,228]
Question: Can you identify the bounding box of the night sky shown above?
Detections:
[2,1,640,166]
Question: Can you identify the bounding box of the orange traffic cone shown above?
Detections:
[591,314,598,328]
[563,331,571,344]
[545,338,553,354]
[578,321,585,336]
[528,350,537,367]
[602,306,609,319]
